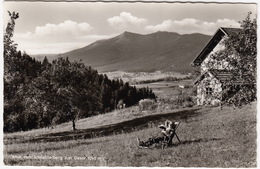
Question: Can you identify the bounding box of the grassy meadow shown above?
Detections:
[103,71,190,82]
[4,101,256,167]
[134,79,194,97]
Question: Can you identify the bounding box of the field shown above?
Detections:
[134,79,194,97]
[4,102,256,167]
[103,70,190,83]
[103,70,194,98]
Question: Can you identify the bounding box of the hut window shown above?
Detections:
[206,87,213,95]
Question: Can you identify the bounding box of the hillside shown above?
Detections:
[38,31,210,72]
[4,102,256,167]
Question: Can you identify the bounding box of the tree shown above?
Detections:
[208,12,256,106]
[42,56,51,70]
[3,11,157,133]
[4,11,19,57]
[4,11,19,76]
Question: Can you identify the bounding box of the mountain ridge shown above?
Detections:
[34,31,211,72]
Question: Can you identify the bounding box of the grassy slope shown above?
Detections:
[3,106,161,139]
[4,102,256,167]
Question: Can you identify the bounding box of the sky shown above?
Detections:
[3,1,257,55]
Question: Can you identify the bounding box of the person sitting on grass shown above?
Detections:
[137,120,178,148]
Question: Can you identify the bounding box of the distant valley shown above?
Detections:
[32,31,210,73]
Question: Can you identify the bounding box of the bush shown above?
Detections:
[175,94,195,108]
[211,99,221,106]
[157,93,195,110]
[183,100,195,107]
[139,99,156,111]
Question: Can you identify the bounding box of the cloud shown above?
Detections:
[25,20,93,42]
[145,18,240,35]
[12,20,99,54]
[145,20,172,32]
[107,12,147,29]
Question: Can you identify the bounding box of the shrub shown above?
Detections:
[211,99,221,106]
[139,99,156,111]
[157,93,195,110]
[175,94,195,108]
[183,100,195,107]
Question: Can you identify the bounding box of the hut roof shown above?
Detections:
[194,69,249,85]
[191,27,241,67]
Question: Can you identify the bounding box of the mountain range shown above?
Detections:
[35,31,211,73]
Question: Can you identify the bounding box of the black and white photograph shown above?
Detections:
[2,0,257,167]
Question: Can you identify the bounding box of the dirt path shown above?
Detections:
[4,108,201,144]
